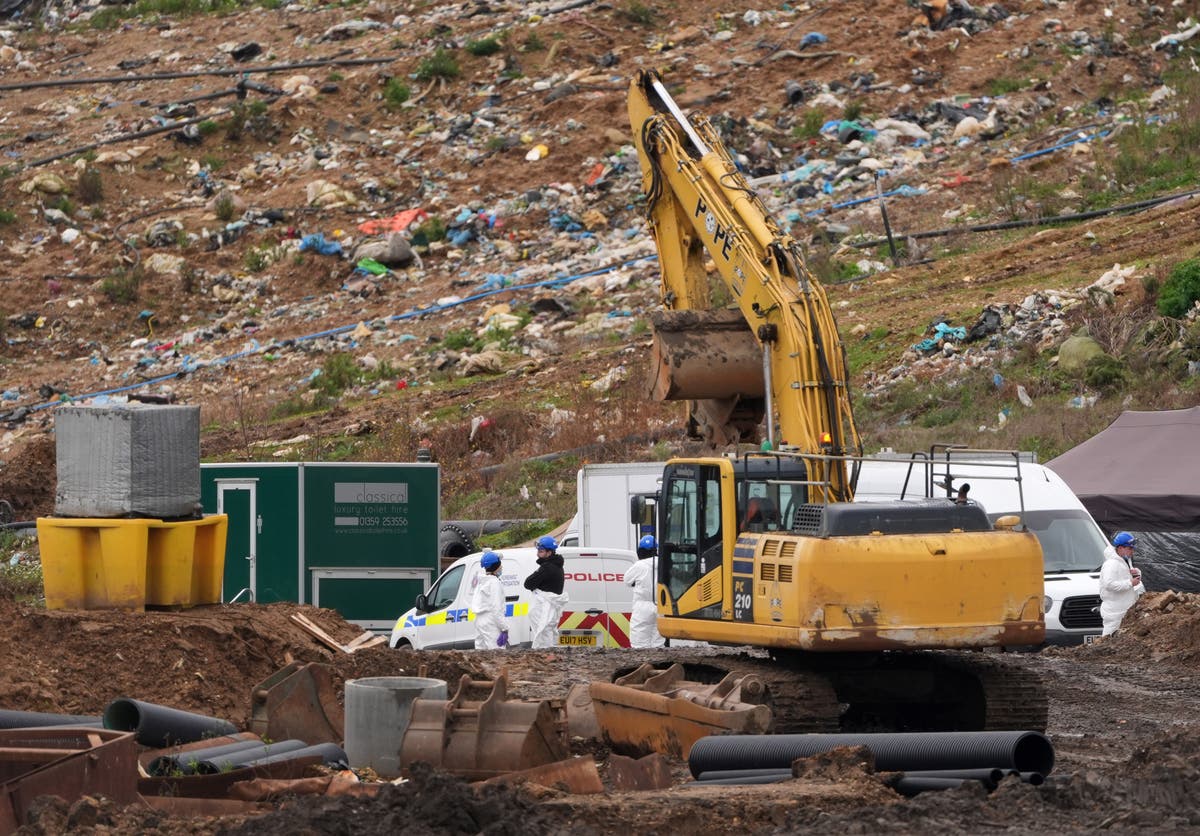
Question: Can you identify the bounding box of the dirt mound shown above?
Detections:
[1062,592,1200,668]
[0,435,55,518]
[0,598,485,725]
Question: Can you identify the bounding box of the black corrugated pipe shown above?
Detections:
[239,742,348,768]
[103,698,238,747]
[195,739,310,774]
[894,777,966,797]
[687,731,1054,778]
[148,739,268,776]
[0,709,102,729]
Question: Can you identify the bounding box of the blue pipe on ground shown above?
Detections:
[239,742,348,768]
[103,698,237,747]
[686,767,787,782]
[894,777,966,796]
[148,739,268,776]
[195,739,310,774]
[0,709,102,729]
[687,731,1054,778]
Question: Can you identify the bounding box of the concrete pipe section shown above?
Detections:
[344,676,447,779]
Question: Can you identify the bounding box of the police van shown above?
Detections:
[389,547,637,650]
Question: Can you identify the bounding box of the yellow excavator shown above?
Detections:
[627,70,1046,732]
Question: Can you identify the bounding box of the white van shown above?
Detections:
[389,547,637,650]
[854,453,1109,646]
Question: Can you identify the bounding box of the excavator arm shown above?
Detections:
[629,70,860,502]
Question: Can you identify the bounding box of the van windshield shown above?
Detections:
[427,564,465,611]
[988,509,1108,573]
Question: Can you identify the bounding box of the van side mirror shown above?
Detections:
[630,495,646,526]
[415,593,428,613]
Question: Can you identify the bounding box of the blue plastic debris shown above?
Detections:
[912,323,967,352]
[800,32,827,48]
[298,234,343,255]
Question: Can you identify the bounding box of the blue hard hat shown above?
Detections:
[1112,532,1137,548]
[481,551,501,569]
[535,535,558,551]
[638,534,657,551]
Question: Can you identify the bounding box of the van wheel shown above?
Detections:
[438,523,475,559]
[394,639,412,650]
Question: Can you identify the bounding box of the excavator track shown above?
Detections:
[630,650,1047,734]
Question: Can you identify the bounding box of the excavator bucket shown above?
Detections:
[648,309,763,401]
[648,309,765,445]
[399,673,567,780]
[250,662,345,745]
[589,663,772,760]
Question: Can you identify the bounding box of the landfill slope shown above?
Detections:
[3,2,1200,829]
[0,1,1198,513]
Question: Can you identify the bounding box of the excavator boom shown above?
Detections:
[630,71,859,500]
[625,71,1047,733]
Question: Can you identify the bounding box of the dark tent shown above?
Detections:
[1047,406,1200,591]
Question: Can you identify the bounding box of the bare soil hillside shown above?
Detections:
[3,592,1200,833]
[1,0,1197,515]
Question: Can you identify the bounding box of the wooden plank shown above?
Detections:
[344,631,376,651]
[290,613,348,653]
[350,635,387,652]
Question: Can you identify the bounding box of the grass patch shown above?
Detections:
[988,77,1024,96]
[85,0,239,29]
[791,109,826,141]
[0,209,16,224]
[76,167,104,204]
[616,0,655,25]
[440,328,483,352]
[415,49,461,81]
[312,352,362,397]
[243,246,271,273]
[214,192,236,222]
[466,35,502,56]
[411,216,446,245]
[100,265,143,303]
[384,78,410,108]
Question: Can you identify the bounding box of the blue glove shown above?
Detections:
[496,630,509,648]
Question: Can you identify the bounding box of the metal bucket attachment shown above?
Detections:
[399,673,567,780]
[250,662,345,745]
[648,309,765,445]
[648,309,763,400]
[589,663,772,759]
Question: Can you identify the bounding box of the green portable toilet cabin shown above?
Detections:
[200,462,439,629]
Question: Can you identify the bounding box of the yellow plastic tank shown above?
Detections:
[37,515,228,611]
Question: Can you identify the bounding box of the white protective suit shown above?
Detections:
[1099,544,1144,636]
[471,570,510,650]
[529,589,569,649]
[623,557,665,648]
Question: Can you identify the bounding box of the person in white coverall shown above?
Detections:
[524,535,568,649]
[1099,531,1145,636]
[472,551,510,650]
[624,534,666,648]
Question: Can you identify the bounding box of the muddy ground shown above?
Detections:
[3,590,1200,834]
